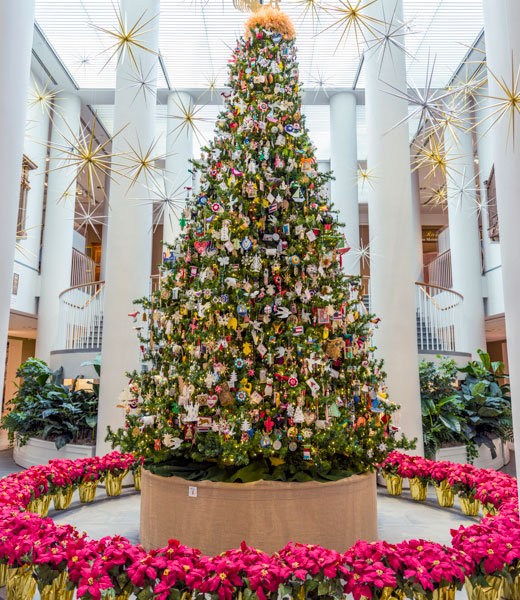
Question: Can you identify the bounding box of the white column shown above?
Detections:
[19,75,51,274]
[445,112,486,357]
[482,0,520,491]
[36,93,82,362]
[330,92,360,274]
[0,0,36,405]
[365,0,423,453]
[410,168,424,281]
[164,91,194,246]
[97,0,160,455]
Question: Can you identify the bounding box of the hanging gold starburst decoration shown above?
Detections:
[15,225,41,260]
[412,138,462,183]
[357,165,378,190]
[321,0,383,54]
[45,115,127,204]
[424,185,447,210]
[292,0,322,26]
[91,3,159,72]
[123,136,172,191]
[28,77,62,121]
[476,51,520,146]
[168,92,211,145]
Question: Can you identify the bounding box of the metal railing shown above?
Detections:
[424,249,452,290]
[55,281,105,351]
[71,248,98,287]
[415,282,463,353]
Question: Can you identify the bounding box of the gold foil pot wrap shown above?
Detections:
[459,496,481,516]
[134,467,142,492]
[379,587,406,599]
[0,563,7,587]
[482,503,498,517]
[415,586,457,600]
[6,565,36,600]
[53,488,74,511]
[384,473,403,497]
[408,478,428,501]
[465,576,504,600]
[78,481,98,503]
[105,470,129,497]
[434,481,455,507]
[503,575,520,600]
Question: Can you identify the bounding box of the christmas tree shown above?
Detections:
[107,6,413,481]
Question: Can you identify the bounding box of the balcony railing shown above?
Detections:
[415,282,463,353]
[424,249,452,290]
[71,248,98,287]
[56,281,105,351]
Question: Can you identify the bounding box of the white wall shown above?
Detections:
[475,84,505,317]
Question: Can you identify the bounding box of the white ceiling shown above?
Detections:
[34,0,484,90]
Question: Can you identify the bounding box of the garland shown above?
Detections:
[0,451,517,600]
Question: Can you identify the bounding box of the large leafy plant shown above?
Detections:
[2,358,98,450]
[459,350,512,459]
[419,358,465,459]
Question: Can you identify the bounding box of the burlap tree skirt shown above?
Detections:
[140,469,377,554]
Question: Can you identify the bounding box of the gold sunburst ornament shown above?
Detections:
[412,138,462,183]
[321,0,383,54]
[91,3,159,72]
[168,92,211,145]
[45,116,127,204]
[357,165,378,190]
[123,136,172,191]
[477,51,520,147]
[27,77,62,121]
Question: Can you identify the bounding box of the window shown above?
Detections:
[17,155,37,238]
[485,165,499,242]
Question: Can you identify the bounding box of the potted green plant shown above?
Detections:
[419,357,466,460]
[458,350,512,468]
[2,358,99,468]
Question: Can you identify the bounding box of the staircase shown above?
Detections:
[416,312,441,350]
[80,315,103,349]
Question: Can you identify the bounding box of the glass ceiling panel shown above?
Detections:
[34,0,484,91]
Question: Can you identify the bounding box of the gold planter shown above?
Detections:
[6,565,36,600]
[40,495,52,517]
[53,488,74,511]
[482,503,498,517]
[133,468,142,492]
[415,587,456,600]
[464,576,503,600]
[40,585,57,600]
[57,591,74,600]
[434,481,455,508]
[380,587,405,600]
[0,563,7,587]
[26,498,40,514]
[383,473,403,496]
[503,576,520,600]
[105,470,128,497]
[78,481,98,503]
[409,478,428,501]
[459,496,480,516]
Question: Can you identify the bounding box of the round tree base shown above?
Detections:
[140,469,377,554]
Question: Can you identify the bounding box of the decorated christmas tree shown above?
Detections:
[108,6,414,481]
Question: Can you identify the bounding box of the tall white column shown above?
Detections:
[445,113,486,357]
[19,75,51,274]
[97,0,160,455]
[330,92,360,274]
[164,91,193,246]
[482,0,520,491]
[410,168,424,281]
[0,0,36,405]
[36,93,81,362]
[365,0,423,453]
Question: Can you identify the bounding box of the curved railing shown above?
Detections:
[415,282,463,353]
[55,281,106,351]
